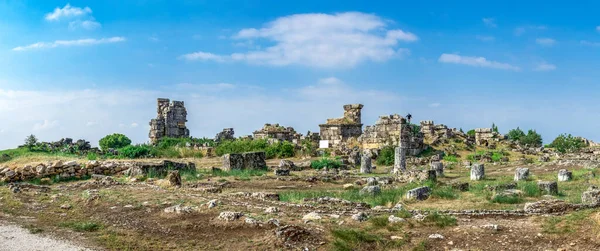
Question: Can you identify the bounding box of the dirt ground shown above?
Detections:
[1,157,599,250]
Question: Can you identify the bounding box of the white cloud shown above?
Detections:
[514,25,546,36]
[534,62,556,71]
[180,12,417,68]
[179,52,226,62]
[45,4,91,21]
[12,37,126,51]
[69,20,101,30]
[33,120,60,131]
[536,38,556,46]
[429,103,441,108]
[130,123,139,128]
[476,35,495,42]
[581,40,600,47]
[482,18,497,28]
[438,53,520,71]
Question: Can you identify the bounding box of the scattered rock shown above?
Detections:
[265,207,280,214]
[359,185,381,196]
[481,224,501,231]
[557,169,572,182]
[514,168,530,181]
[430,161,444,177]
[207,199,219,208]
[581,186,600,205]
[365,177,378,186]
[343,183,354,190]
[388,215,405,223]
[274,169,290,176]
[524,200,572,214]
[406,186,431,201]
[60,204,72,210]
[166,170,182,187]
[429,234,445,239]
[164,204,194,214]
[351,212,368,222]
[218,211,244,221]
[538,181,558,195]
[302,212,322,222]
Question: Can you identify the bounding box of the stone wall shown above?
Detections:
[0,160,195,183]
[319,104,363,148]
[149,98,190,144]
[359,114,425,155]
[475,128,504,146]
[222,152,267,171]
[420,120,472,145]
[253,124,302,143]
[215,128,235,142]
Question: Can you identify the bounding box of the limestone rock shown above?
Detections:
[278,159,298,171]
[524,200,570,214]
[343,184,354,190]
[538,181,558,195]
[582,186,600,205]
[359,185,381,196]
[218,211,244,221]
[406,186,431,201]
[164,204,194,214]
[514,168,530,181]
[557,169,572,182]
[166,170,182,187]
[365,177,378,186]
[351,212,368,222]
[388,215,405,223]
[265,207,280,214]
[470,164,485,181]
[302,212,322,221]
[430,161,444,177]
[149,98,189,144]
[360,152,372,174]
[274,169,290,176]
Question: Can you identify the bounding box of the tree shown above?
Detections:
[548,134,585,153]
[521,130,543,147]
[459,128,464,133]
[491,123,499,133]
[99,133,132,150]
[507,127,526,142]
[467,129,476,137]
[24,134,38,150]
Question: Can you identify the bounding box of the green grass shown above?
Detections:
[59,221,102,232]
[311,157,342,170]
[0,147,78,164]
[330,228,405,251]
[442,155,459,163]
[490,194,523,204]
[197,168,267,180]
[422,212,457,228]
[542,209,595,234]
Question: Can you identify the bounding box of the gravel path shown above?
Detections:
[0,223,92,251]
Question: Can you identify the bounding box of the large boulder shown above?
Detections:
[582,186,600,205]
[279,159,299,171]
[538,181,558,195]
[514,168,530,181]
[470,164,485,181]
[557,169,572,182]
[406,186,431,201]
[430,161,444,177]
[223,153,244,171]
[359,185,381,196]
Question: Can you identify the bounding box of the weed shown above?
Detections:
[311,157,342,170]
[422,212,457,228]
[443,155,458,163]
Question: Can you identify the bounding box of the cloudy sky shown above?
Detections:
[1,0,600,149]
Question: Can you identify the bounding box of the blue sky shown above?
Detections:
[1,0,600,149]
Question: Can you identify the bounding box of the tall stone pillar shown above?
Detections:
[360,151,372,174]
[393,118,408,174]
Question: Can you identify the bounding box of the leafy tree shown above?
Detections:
[99,133,132,150]
[548,134,585,153]
[492,123,499,133]
[466,129,476,137]
[507,127,526,142]
[24,134,38,150]
[521,130,543,147]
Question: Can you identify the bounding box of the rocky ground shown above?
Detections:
[0,156,600,250]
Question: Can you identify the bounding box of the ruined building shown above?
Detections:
[420,120,472,145]
[149,98,190,144]
[319,104,364,147]
[475,128,504,146]
[215,128,235,142]
[253,123,302,143]
[359,114,425,155]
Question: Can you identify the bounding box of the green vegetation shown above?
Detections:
[330,228,404,251]
[547,134,586,153]
[59,221,102,232]
[467,150,509,162]
[99,133,132,150]
[542,209,595,234]
[442,155,458,163]
[507,127,543,147]
[311,157,342,170]
[24,134,38,150]
[215,139,295,159]
[376,146,395,166]
[466,129,476,137]
[422,212,457,228]
[119,145,152,158]
[491,123,499,133]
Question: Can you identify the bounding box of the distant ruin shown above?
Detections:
[360,114,425,156]
[149,98,190,144]
[319,104,364,147]
[253,124,302,143]
[215,128,235,142]
[475,128,503,146]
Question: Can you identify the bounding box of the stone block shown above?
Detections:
[242,152,267,170]
[470,164,485,181]
[514,168,530,181]
[582,186,600,205]
[406,186,431,200]
[557,169,572,182]
[430,161,444,177]
[538,181,558,195]
[222,153,244,171]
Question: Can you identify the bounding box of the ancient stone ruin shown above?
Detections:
[253,124,302,143]
[222,152,267,171]
[359,114,425,155]
[475,128,504,146]
[214,128,235,142]
[149,98,190,144]
[420,120,472,145]
[319,104,364,148]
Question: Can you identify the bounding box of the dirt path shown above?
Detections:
[0,222,93,251]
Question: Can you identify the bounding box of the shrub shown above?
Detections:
[466,129,476,137]
[442,155,458,163]
[311,157,342,170]
[99,133,131,150]
[265,141,295,159]
[119,145,152,158]
[521,130,543,147]
[156,137,215,149]
[87,152,97,160]
[507,127,526,142]
[215,139,295,159]
[548,134,585,153]
[376,146,395,166]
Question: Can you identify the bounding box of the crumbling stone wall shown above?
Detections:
[421,120,472,145]
[319,104,363,147]
[149,98,190,144]
[475,128,504,146]
[253,124,302,143]
[359,114,424,155]
[215,128,235,142]
[222,152,267,171]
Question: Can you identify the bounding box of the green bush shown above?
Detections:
[24,134,38,150]
[86,152,97,160]
[119,145,152,158]
[311,157,342,170]
[466,129,476,137]
[548,134,585,153]
[99,133,131,150]
[376,146,395,166]
[442,155,458,163]
[156,137,214,149]
[508,128,542,147]
[507,127,526,141]
[215,139,295,159]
